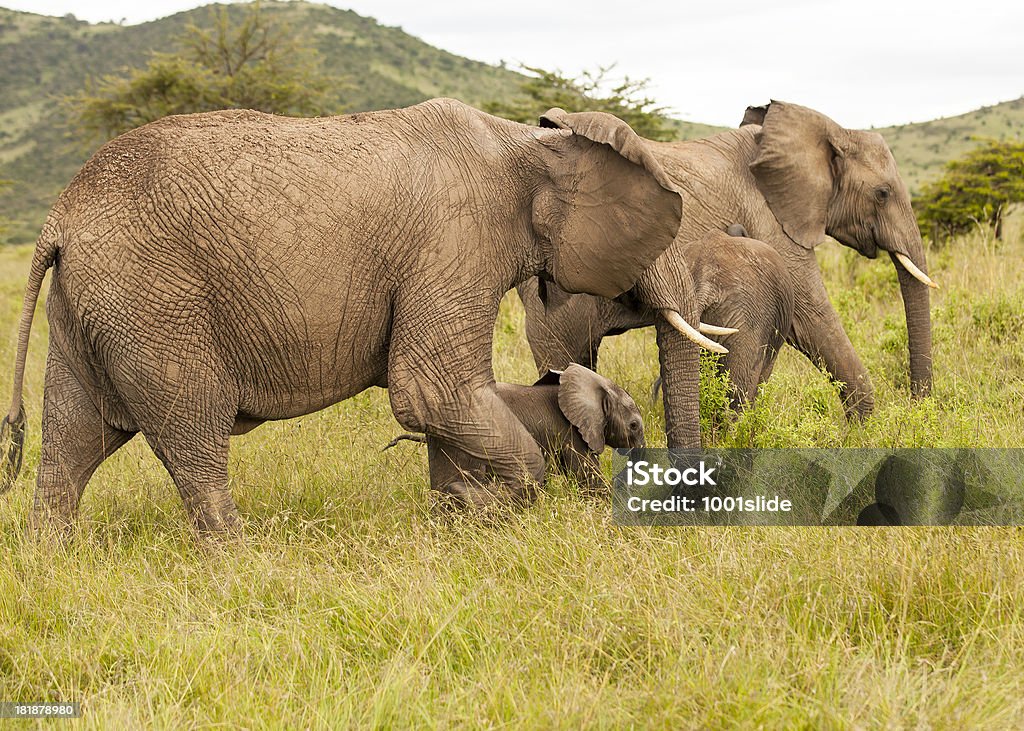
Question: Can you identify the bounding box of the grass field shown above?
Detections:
[0,217,1022,727]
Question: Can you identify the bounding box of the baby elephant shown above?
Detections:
[653,226,794,408]
[691,226,795,406]
[386,364,645,500]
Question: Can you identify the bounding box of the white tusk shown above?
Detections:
[662,310,729,354]
[699,322,739,336]
[895,253,939,289]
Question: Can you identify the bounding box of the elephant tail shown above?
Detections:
[1,223,58,493]
[382,433,427,451]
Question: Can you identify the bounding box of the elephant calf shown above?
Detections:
[386,364,645,499]
[653,225,795,408]
[689,226,795,406]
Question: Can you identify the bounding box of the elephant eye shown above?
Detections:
[630,420,642,432]
[874,187,891,204]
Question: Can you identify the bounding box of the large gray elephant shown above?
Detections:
[0,99,692,536]
[521,100,936,447]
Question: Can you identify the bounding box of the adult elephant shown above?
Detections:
[520,100,936,447]
[0,99,697,536]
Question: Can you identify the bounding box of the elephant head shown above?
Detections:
[557,363,646,452]
[747,101,935,397]
[525,107,724,445]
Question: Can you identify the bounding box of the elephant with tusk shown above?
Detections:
[650,225,795,409]
[0,99,689,537]
[521,100,935,447]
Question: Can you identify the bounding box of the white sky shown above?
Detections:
[5,0,1023,128]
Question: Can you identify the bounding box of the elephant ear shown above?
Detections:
[534,108,683,299]
[557,363,610,453]
[740,105,768,127]
[533,369,562,387]
[749,100,851,249]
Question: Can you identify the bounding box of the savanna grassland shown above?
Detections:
[0,210,1021,727]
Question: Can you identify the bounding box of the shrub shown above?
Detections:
[915,139,1024,243]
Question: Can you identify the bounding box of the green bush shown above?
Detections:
[698,351,732,438]
[484,65,677,142]
[915,139,1024,242]
[64,3,344,143]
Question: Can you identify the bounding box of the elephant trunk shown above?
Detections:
[881,202,934,399]
[633,255,703,448]
[656,318,701,448]
[893,253,933,397]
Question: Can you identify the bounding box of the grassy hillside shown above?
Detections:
[878,97,1024,193]
[0,1,742,248]
[0,212,1021,726]
[664,115,728,141]
[0,1,527,244]
[1,1,1021,245]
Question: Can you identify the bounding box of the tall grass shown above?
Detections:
[0,217,1021,727]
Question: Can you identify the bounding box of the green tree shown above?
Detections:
[66,3,343,142]
[484,65,676,142]
[915,139,1024,242]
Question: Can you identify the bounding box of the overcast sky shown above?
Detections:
[6,0,1023,128]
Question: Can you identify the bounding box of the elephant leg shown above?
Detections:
[390,368,545,510]
[427,385,546,509]
[721,340,766,409]
[425,436,497,511]
[754,332,786,398]
[389,291,546,511]
[519,278,606,372]
[29,351,135,537]
[143,424,238,535]
[123,364,241,536]
[559,449,605,498]
[791,285,874,420]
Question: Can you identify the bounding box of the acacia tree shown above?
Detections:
[485,65,676,141]
[915,139,1024,242]
[67,3,343,142]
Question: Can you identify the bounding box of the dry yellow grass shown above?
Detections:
[0,216,1021,727]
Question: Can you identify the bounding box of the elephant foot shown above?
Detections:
[841,391,875,421]
[193,510,244,536]
[24,512,76,546]
[577,478,611,501]
[195,529,247,559]
[432,478,537,520]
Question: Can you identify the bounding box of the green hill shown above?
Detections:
[1,1,1021,244]
[0,1,531,244]
[877,98,1024,193]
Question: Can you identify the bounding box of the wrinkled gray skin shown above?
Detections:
[388,364,645,496]
[683,227,794,406]
[521,100,933,447]
[0,99,685,536]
